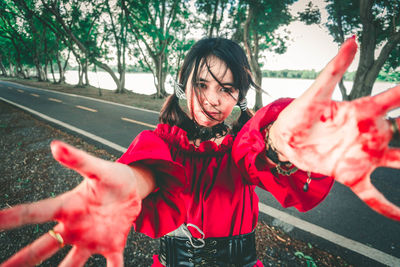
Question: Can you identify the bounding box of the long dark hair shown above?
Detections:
[159,37,258,136]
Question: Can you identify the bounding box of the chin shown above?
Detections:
[196,118,218,127]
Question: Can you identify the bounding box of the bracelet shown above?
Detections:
[264,124,320,192]
[264,124,298,176]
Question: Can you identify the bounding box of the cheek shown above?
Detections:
[221,103,236,119]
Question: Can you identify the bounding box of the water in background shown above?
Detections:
[64,71,399,117]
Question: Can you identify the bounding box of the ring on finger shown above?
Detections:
[48,230,64,247]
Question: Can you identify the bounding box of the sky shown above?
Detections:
[262,0,360,72]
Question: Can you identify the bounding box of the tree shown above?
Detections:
[102,0,129,93]
[195,0,231,37]
[0,0,34,78]
[122,0,190,98]
[39,0,131,92]
[231,0,296,110]
[324,0,399,100]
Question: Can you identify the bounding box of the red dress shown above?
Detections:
[117,98,334,266]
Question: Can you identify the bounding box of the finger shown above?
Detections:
[352,176,400,221]
[58,246,90,267]
[368,85,400,115]
[298,36,358,103]
[0,195,65,230]
[383,147,400,168]
[1,230,61,267]
[106,252,124,267]
[50,140,109,181]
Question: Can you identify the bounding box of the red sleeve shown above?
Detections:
[117,130,186,238]
[233,98,334,212]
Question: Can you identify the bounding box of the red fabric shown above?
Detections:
[118,98,334,264]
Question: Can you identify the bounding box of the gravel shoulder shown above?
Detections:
[0,82,352,266]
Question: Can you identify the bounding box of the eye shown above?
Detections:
[196,82,207,89]
[221,87,234,94]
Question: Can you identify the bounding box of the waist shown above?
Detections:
[159,231,257,267]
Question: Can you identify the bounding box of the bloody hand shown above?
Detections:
[0,140,142,266]
[270,36,400,221]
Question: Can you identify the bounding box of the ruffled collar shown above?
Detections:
[154,124,234,154]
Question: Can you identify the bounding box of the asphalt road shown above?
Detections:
[1,80,399,265]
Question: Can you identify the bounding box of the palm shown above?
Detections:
[271,37,400,221]
[0,141,142,266]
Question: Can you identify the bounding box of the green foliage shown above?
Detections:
[325,0,360,43]
[297,1,321,25]
[294,251,318,267]
[123,0,192,96]
[377,69,400,83]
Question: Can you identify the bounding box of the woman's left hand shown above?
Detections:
[269,36,400,221]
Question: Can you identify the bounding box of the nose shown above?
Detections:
[203,89,220,107]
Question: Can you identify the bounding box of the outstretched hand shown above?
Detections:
[270,36,400,221]
[0,140,145,267]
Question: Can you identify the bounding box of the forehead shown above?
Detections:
[197,56,233,83]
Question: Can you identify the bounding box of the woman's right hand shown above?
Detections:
[0,140,153,267]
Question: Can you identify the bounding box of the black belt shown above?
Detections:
[159,231,257,267]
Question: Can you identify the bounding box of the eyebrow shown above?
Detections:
[198,78,235,87]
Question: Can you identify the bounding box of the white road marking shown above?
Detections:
[48,98,62,103]
[259,203,400,266]
[30,93,39,97]
[121,117,156,128]
[1,80,159,114]
[76,105,97,112]
[0,97,126,153]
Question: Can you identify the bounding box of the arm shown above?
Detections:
[129,163,156,200]
[233,99,334,212]
[0,141,155,267]
[267,36,400,221]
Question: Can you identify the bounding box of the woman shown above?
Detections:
[0,37,399,267]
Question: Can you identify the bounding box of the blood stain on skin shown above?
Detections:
[357,119,375,133]
[320,114,327,122]
[361,144,384,158]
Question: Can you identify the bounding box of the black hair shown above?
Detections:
[160,37,258,137]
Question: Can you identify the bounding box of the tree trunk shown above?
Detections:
[60,50,70,84]
[154,54,167,98]
[84,60,89,86]
[56,51,65,83]
[349,0,400,100]
[77,63,84,87]
[208,0,219,37]
[95,61,125,93]
[0,55,7,76]
[17,63,27,79]
[253,65,263,110]
[243,6,263,110]
[338,78,349,100]
[50,60,56,83]
[9,62,15,77]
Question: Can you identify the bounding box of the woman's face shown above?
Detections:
[186,56,239,127]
